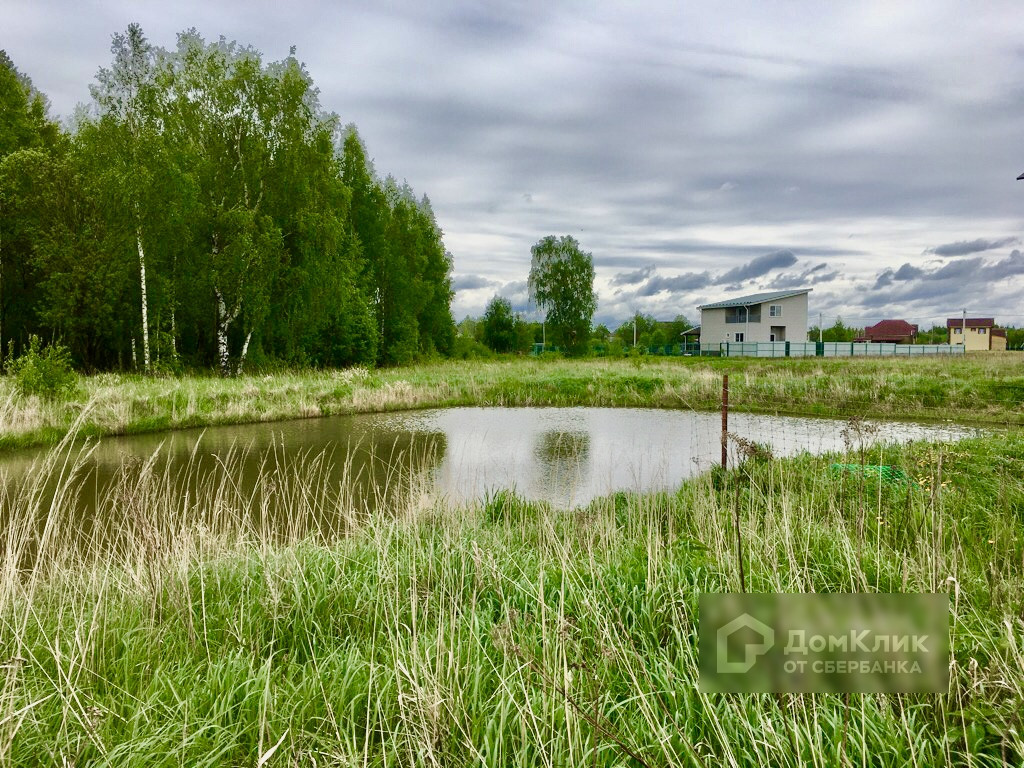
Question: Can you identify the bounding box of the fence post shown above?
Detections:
[721,374,729,470]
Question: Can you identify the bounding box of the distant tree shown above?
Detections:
[528,236,596,356]
[514,317,535,352]
[0,51,63,356]
[481,296,518,353]
[914,324,947,345]
[591,324,610,343]
[0,51,60,156]
[811,317,861,343]
[614,313,657,347]
[665,314,694,343]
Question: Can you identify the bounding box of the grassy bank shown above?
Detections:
[1,353,1022,450]
[1,428,1022,765]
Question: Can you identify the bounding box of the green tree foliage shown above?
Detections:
[914,325,948,345]
[482,296,518,353]
[342,132,454,365]
[807,317,862,343]
[614,313,658,347]
[527,235,596,356]
[4,334,77,400]
[0,52,64,360]
[0,29,455,374]
[0,51,60,156]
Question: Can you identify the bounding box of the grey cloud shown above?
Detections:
[873,262,923,289]
[926,237,1019,257]
[715,250,797,285]
[451,274,498,291]
[772,262,839,288]
[862,251,1024,308]
[893,263,924,280]
[637,272,713,295]
[501,280,528,294]
[610,265,655,286]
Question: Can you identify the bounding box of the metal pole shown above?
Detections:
[721,374,729,470]
[819,313,823,343]
[962,309,966,350]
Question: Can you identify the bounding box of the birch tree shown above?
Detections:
[161,32,318,375]
[90,24,160,372]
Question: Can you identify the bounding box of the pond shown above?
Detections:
[1,407,979,517]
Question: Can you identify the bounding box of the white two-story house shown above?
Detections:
[697,289,810,346]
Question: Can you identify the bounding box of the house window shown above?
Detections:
[953,328,962,334]
[979,327,987,334]
[725,306,761,323]
[769,304,782,317]
[735,332,745,342]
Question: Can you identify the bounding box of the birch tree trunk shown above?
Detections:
[136,230,151,372]
[215,288,241,377]
[236,330,253,375]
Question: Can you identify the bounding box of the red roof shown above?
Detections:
[864,319,917,339]
[992,328,1007,338]
[946,317,994,329]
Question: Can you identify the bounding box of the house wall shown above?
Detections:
[948,326,993,351]
[699,294,808,346]
[991,334,1007,352]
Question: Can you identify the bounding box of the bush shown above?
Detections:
[453,335,495,360]
[4,335,77,400]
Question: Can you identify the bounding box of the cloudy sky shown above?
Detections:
[7,0,1024,329]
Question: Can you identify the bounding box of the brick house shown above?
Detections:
[858,319,918,344]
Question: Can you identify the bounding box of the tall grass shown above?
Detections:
[0,425,1021,765]
[0,353,1021,450]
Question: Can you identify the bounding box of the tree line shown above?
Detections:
[0,27,455,374]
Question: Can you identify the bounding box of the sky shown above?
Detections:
[6,0,1024,330]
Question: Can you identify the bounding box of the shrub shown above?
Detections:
[4,335,77,400]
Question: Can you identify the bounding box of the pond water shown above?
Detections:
[1,407,979,515]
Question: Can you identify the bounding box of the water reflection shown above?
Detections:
[533,430,592,507]
[0,407,980,538]
[0,420,448,563]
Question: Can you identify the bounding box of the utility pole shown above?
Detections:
[633,314,637,347]
[962,309,966,349]
[818,313,823,343]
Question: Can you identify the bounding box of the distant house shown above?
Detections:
[857,319,918,344]
[697,289,810,346]
[946,317,1008,351]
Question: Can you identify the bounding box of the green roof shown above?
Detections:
[697,288,811,310]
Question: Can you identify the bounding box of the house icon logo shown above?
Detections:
[716,613,775,673]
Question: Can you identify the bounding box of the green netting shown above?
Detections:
[829,463,913,485]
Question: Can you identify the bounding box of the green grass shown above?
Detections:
[1,352,1022,450]
[1,427,1022,765]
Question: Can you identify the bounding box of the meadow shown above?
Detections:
[0,425,1021,765]
[1,353,1022,764]
[0,352,1021,450]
